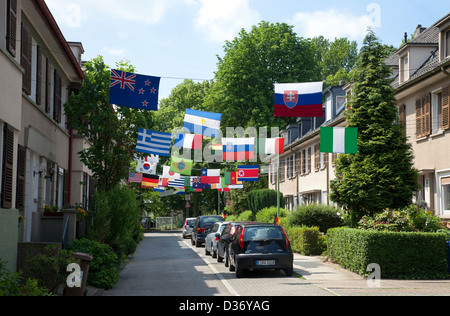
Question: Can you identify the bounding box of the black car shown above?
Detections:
[216,221,258,266]
[191,215,224,247]
[228,224,294,278]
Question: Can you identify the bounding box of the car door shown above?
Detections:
[217,224,231,261]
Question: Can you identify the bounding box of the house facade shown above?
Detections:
[268,85,346,210]
[0,0,91,272]
[270,13,450,221]
[389,14,450,218]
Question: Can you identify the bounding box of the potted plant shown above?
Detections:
[42,204,63,217]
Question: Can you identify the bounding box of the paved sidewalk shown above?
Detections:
[293,254,450,296]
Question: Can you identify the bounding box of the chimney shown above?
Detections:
[414,24,426,39]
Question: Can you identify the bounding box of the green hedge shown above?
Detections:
[327,227,449,279]
[288,204,343,233]
[286,226,325,256]
[247,189,284,215]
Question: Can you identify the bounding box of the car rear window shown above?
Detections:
[187,219,195,226]
[244,226,283,241]
[200,216,223,225]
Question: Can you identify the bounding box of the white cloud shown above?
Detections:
[194,0,261,42]
[290,5,381,42]
[102,47,128,57]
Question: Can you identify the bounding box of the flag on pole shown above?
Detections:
[184,109,222,138]
[237,165,259,182]
[109,69,160,111]
[274,82,323,117]
[136,129,172,157]
[274,215,281,226]
[222,138,255,161]
[320,127,358,154]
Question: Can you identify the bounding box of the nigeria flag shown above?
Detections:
[320,127,358,154]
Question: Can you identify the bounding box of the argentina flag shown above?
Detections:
[136,129,172,157]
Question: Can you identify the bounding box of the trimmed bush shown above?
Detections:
[288,204,343,233]
[237,210,254,221]
[327,227,449,279]
[255,207,288,225]
[287,226,324,256]
[247,189,285,215]
[66,238,119,289]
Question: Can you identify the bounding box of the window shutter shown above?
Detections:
[295,151,301,175]
[424,93,431,136]
[21,24,32,95]
[2,125,14,209]
[307,147,311,173]
[399,104,405,125]
[6,0,18,56]
[36,46,42,105]
[45,58,51,114]
[53,70,62,123]
[416,97,423,138]
[443,86,450,130]
[314,144,320,171]
[16,145,25,211]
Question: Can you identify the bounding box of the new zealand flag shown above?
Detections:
[109,69,160,111]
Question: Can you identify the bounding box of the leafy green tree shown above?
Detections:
[330,30,419,221]
[64,56,153,191]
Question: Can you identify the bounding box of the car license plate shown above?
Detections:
[255,260,276,266]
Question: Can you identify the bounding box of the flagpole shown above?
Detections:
[277,153,280,218]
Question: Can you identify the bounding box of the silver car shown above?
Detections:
[205,221,229,258]
[182,217,197,239]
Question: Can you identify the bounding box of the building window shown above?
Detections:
[400,54,409,83]
[6,0,18,56]
[442,177,450,213]
[446,30,450,58]
[432,90,443,134]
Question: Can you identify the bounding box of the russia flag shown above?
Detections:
[274,82,323,118]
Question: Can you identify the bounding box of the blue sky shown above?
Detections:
[46,0,450,100]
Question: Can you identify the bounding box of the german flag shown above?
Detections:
[141,174,159,188]
[274,215,281,226]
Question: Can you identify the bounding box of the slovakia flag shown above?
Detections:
[274,82,323,117]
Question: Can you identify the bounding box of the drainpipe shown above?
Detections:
[68,128,73,206]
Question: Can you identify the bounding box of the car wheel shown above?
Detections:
[212,248,217,258]
[228,253,235,272]
[191,238,195,245]
[235,267,244,278]
[284,267,293,277]
[205,244,211,256]
[217,250,223,263]
[195,240,201,248]
[224,250,229,267]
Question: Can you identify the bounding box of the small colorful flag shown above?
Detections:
[110,69,160,111]
[191,177,210,189]
[174,133,203,150]
[274,82,323,117]
[184,109,222,138]
[170,157,193,175]
[136,156,158,175]
[274,215,281,226]
[136,129,172,157]
[224,172,238,185]
[201,169,221,184]
[168,176,185,188]
[259,138,285,155]
[128,172,143,183]
[320,127,358,154]
[141,174,159,188]
[222,138,255,161]
[237,165,259,182]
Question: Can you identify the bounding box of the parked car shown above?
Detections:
[228,223,294,278]
[216,221,258,266]
[182,217,197,239]
[191,215,224,247]
[205,221,229,257]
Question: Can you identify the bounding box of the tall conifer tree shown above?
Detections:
[330,30,419,220]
